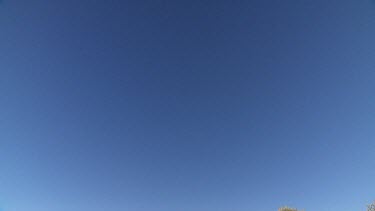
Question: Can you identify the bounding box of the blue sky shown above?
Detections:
[1,1,375,211]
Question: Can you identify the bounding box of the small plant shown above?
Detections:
[279,207,297,211]
[278,206,299,211]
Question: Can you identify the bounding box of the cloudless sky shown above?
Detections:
[1,1,375,211]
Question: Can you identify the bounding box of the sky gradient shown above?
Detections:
[1,1,375,211]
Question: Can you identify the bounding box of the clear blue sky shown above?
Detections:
[1,1,375,211]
